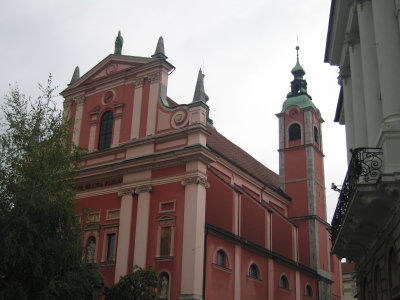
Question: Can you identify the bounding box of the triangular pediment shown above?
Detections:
[63,54,154,93]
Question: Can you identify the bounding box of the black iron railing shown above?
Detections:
[330,147,383,242]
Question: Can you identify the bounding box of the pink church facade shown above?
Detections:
[61,35,342,300]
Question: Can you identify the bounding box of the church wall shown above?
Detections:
[241,193,266,247]
[273,263,296,299]
[146,181,185,300]
[204,234,235,300]
[75,192,123,287]
[205,172,234,233]
[271,212,294,260]
[240,250,268,299]
[286,181,309,217]
[284,148,307,180]
[296,219,311,267]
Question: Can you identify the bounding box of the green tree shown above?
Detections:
[104,266,158,300]
[0,77,101,299]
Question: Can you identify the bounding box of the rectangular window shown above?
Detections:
[88,212,100,223]
[160,227,172,257]
[106,233,116,262]
[106,210,120,220]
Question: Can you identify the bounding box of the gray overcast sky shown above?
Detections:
[0,0,347,221]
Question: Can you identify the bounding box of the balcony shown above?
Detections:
[330,147,393,261]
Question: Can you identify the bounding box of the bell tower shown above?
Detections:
[276,46,332,297]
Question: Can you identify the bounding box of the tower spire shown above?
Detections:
[192,68,209,103]
[152,36,168,59]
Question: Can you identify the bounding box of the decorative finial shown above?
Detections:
[152,36,167,59]
[69,66,80,85]
[114,30,123,55]
[192,68,209,103]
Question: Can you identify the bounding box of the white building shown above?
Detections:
[325,0,400,299]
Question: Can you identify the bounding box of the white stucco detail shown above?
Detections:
[146,83,159,136]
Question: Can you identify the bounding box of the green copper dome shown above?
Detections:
[280,46,316,113]
[281,94,316,112]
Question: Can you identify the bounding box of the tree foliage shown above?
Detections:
[104,266,158,300]
[0,77,101,299]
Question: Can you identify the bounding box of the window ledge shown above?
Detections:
[156,256,174,262]
[211,263,232,273]
[247,276,262,282]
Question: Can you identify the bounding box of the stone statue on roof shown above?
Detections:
[114,31,123,55]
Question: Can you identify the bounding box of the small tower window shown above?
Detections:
[98,111,113,150]
[289,123,301,141]
[305,284,313,297]
[279,275,289,289]
[314,127,319,144]
[216,250,227,267]
[248,263,259,279]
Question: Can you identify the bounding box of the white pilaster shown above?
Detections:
[234,245,241,300]
[357,0,382,147]
[131,81,143,139]
[339,67,355,162]
[114,189,134,282]
[348,36,368,148]
[72,96,85,146]
[132,184,152,268]
[372,0,400,173]
[372,0,400,117]
[179,175,208,300]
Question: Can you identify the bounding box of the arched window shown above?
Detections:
[314,127,319,144]
[248,263,259,279]
[98,111,113,150]
[305,284,313,297]
[158,272,170,300]
[85,236,96,263]
[279,275,289,289]
[216,250,227,267]
[289,123,301,141]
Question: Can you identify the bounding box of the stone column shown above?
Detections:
[111,103,124,147]
[72,95,85,146]
[132,184,152,268]
[339,67,355,162]
[347,32,369,148]
[357,0,382,147]
[114,188,135,282]
[179,175,209,300]
[372,0,400,172]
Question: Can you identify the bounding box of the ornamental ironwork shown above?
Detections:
[330,147,383,241]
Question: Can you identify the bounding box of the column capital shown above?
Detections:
[63,98,74,109]
[118,187,136,197]
[74,95,86,105]
[338,67,351,85]
[135,184,153,194]
[181,175,210,188]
